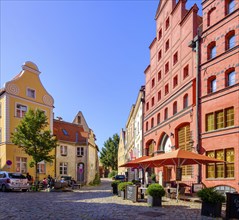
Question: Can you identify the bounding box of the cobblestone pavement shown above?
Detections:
[0,178,224,220]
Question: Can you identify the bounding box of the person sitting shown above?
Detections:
[42,178,48,189]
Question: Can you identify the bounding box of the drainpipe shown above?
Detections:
[189,32,201,184]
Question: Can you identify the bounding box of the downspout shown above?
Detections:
[141,87,145,184]
[195,34,201,184]
[189,31,201,184]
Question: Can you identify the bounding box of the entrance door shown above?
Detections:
[77,163,84,183]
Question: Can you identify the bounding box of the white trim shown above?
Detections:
[22,65,40,75]
[15,102,28,118]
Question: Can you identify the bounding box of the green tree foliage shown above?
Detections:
[11,109,58,184]
[100,133,119,171]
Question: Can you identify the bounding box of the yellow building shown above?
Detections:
[118,128,126,174]
[0,61,55,180]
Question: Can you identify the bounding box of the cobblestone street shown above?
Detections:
[0,178,223,220]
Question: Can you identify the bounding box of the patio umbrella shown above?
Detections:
[119,156,153,185]
[140,148,224,202]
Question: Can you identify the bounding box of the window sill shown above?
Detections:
[206,178,235,180]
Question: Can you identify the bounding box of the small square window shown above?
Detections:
[27,88,35,98]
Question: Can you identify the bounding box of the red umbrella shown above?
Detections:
[119,155,152,169]
[141,148,223,167]
[140,148,224,202]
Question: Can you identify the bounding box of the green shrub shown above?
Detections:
[146,183,165,198]
[108,170,118,178]
[151,173,156,182]
[132,179,141,185]
[118,182,133,191]
[197,187,225,204]
[111,180,121,187]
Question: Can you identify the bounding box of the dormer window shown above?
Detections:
[62,129,68,136]
[27,88,35,98]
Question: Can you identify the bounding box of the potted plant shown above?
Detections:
[118,182,133,200]
[111,180,121,195]
[146,183,165,207]
[197,187,225,217]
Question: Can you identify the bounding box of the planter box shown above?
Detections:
[201,202,222,217]
[120,190,125,200]
[147,195,162,207]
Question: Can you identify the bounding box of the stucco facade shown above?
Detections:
[200,0,239,192]
[54,112,99,185]
[0,61,55,180]
[118,129,126,175]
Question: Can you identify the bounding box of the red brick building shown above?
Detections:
[143,0,202,186]
[200,0,239,192]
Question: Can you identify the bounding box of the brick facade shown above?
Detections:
[200,0,239,192]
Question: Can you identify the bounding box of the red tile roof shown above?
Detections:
[53,119,88,144]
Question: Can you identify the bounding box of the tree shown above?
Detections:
[100,133,119,171]
[12,109,58,185]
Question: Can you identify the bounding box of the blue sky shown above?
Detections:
[0,0,202,151]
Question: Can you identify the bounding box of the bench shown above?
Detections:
[72,184,81,190]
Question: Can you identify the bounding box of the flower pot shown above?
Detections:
[201,202,222,217]
[147,195,162,207]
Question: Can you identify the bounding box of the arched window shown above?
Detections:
[208,41,216,60]
[225,30,235,50]
[151,117,154,128]
[208,76,217,93]
[207,7,216,26]
[164,108,168,120]
[226,68,236,87]
[157,113,160,124]
[173,101,177,115]
[226,0,235,15]
[183,94,188,109]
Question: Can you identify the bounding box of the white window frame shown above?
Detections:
[16,103,27,118]
[60,145,67,156]
[37,161,46,174]
[77,147,84,157]
[16,157,27,173]
[59,162,68,175]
